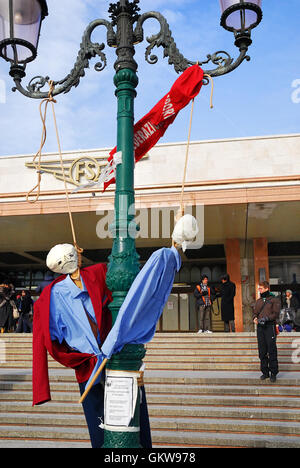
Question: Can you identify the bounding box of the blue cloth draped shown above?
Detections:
[101,247,181,358]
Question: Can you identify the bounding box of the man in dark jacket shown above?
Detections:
[16,290,33,333]
[218,274,236,332]
[0,282,14,333]
[194,275,215,333]
[253,281,281,382]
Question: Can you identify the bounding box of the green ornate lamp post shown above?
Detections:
[0,0,263,448]
[103,2,143,448]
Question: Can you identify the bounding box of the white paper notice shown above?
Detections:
[105,376,134,427]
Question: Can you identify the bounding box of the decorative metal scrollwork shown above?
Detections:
[27,75,50,94]
[10,3,252,99]
[134,12,192,73]
[134,11,250,77]
[11,19,116,99]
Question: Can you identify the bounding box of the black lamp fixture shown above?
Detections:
[0,0,48,76]
[220,0,262,47]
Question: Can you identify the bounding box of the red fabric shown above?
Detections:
[32,263,112,406]
[104,65,204,191]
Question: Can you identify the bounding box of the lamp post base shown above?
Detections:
[102,344,146,449]
[102,431,141,449]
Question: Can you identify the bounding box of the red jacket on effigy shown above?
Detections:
[32,263,112,406]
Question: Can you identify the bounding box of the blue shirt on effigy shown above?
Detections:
[49,275,102,371]
[49,274,105,388]
[49,247,181,390]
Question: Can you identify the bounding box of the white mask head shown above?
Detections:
[46,244,78,274]
[172,214,199,252]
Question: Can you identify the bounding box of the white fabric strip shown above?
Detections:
[99,423,140,433]
[105,369,140,379]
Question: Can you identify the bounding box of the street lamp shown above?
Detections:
[0,0,48,73]
[0,0,262,449]
[220,0,262,47]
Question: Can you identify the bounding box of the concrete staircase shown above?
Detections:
[1,332,300,448]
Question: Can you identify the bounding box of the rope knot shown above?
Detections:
[47,80,57,103]
[26,80,81,250]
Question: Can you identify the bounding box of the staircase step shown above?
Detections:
[0,355,265,362]
[0,333,300,448]
[0,401,84,415]
[147,393,300,409]
[0,390,78,403]
[145,349,293,357]
[0,440,90,448]
[145,356,269,363]
[150,430,300,448]
[0,412,86,427]
[144,363,300,371]
[148,404,300,422]
[0,425,90,441]
[0,381,79,392]
[150,416,300,436]
[145,383,300,397]
[144,372,300,386]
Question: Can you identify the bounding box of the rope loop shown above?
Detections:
[26,80,83,255]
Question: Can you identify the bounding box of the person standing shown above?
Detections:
[253,281,280,383]
[16,290,33,333]
[0,282,15,333]
[287,290,300,332]
[218,274,236,332]
[194,275,215,333]
[283,289,300,312]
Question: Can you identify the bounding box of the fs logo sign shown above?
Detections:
[26,155,108,187]
[70,157,101,185]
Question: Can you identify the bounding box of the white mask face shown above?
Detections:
[46,244,78,274]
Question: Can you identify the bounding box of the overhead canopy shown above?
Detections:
[0,201,299,269]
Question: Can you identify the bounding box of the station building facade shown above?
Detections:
[0,133,300,332]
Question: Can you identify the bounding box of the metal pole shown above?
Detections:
[104,0,146,448]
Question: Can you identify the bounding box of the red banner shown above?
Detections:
[103,65,204,191]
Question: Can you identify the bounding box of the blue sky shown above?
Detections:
[0,0,299,157]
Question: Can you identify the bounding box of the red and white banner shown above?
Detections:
[103,65,204,191]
